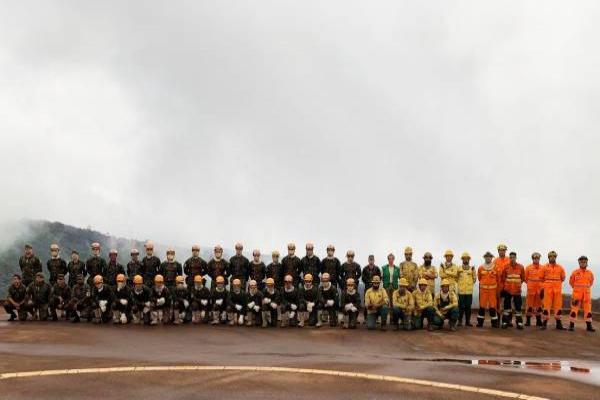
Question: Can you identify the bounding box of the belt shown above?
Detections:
[480,284,497,289]
[574,285,591,289]
[545,278,562,281]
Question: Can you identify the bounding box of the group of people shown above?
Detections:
[3,241,595,332]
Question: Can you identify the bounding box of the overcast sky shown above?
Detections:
[1,1,599,271]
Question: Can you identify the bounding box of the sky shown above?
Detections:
[1,1,599,272]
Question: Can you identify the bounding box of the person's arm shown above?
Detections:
[569,271,575,289]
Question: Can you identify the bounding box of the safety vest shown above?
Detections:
[478,265,498,289]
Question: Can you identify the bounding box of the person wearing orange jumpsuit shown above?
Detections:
[524,252,545,327]
[568,256,595,332]
[477,252,500,328]
[494,244,511,325]
[500,252,526,329]
[541,251,566,330]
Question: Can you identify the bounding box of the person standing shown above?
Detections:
[541,251,566,330]
[229,243,250,288]
[19,244,43,288]
[500,252,526,329]
[524,252,545,327]
[301,243,321,287]
[67,250,86,287]
[568,256,595,332]
[47,244,67,285]
[141,241,161,287]
[457,252,476,326]
[184,245,208,287]
[399,247,419,291]
[418,252,437,295]
[439,250,459,293]
[477,252,500,328]
[382,253,400,304]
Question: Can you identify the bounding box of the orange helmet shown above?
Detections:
[154,274,164,284]
[133,275,143,285]
[215,276,225,284]
[266,277,275,286]
[193,275,203,283]
[304,274,313,282]
[176,276,185,284]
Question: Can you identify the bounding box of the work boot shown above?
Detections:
[8,312,17,321]
[491,319,500,329]
[261,311,269,328]
[71,313,80,323]
[476,317,484,328]
[450,321,457,332]
[556,320,566,330]
[586,322,596,332]
[245,312,253,327]
[525,316,531,327]
[211,311,219,325]
[516,316,524,330]
[540,319,547,330]
[569,322,575,331]
[535,315,542,327]
[298,312,305,328]
[380,321,387,332]
[228,312,235,326]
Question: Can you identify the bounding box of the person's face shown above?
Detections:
[532,255,540,264]
[109,253,117,262]
[441,285,449,294]
[322,276,330,284]
[288,247,295,256]
[235,245,243,255]
[167,252,175,262]
[24,247,33,257]
[549,255,557,263]
[267,283,274,290]
[135,283,143,291]
[76,277,84,285]
[368,257,375,266]
[327,248,334,257]
[484,256,493,264]
[405,253,412,261]
[284,278,293,288]
[50,249,59,258]
[131,253,139,261]
[253,252,260,262]
[192,249,200,257]
[92,248,100,256]
[146,247,154,256]
[95,281,103,289]
[419,284,427,291]
[57,277,65,286]
[462,257,470,265]
[35,276,44,285]
[12,276,21,286]
[387,255,395,264]
[306,247,314,256]
[71,253,79,262]
[424,256,432,265]
[304,279,312,287]
[372,281,380,289]
[215,250,223,258]
[272,255,279,263]
[579,259,588,269]
[399,286,406,294]
[498,249,506,258]
[509,254,517,264]
[347,283,355,291]
[347,254,354,262]
[445,255,453,263]
[217,281,224,289]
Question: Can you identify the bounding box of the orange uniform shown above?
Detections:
[501,263,525,295]
[525,263,545,318]
[494,256,511,315]
[569,268,594,323]
[542,263,566,321]
[477,264,500,326]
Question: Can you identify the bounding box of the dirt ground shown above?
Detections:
[0,311,598,399]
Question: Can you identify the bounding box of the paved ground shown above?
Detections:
[0,311,598,399]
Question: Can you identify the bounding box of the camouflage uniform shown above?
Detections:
[19,255,42,287]
[126,260,143,285]
[26,281,52,321]
[67,260,87,287]
[105,261,125,287]
[4,283,28,321]
[67,282,92,322]
[47,257,68,285]
[207,258,229,288]
[85,256,107,286]
[49,281,71,320]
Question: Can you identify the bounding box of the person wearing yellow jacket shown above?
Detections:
[392,278,414,330]
[399,247,419,291]
[439,250,459,293]
[457,252,477,327]
[364,275,389,331]
[418,252,437,295]
[412,278,436,330]
[433,279,459,331]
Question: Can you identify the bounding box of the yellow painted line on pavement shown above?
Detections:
[0,365,549,400]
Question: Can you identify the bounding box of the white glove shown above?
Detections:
[326,299,334,307]
[307,302,314,312]
[119,299,128,306]
[289,311,295,319]
[99,300,107,312]
[344,303,353,311]
[247,301,255,309]
[238,315,244,325]
[157,298,165,306]
[290,303,297,311]
[183,299,189,308]
[270,302,278,309]
[263,297,271,304]
[215,299,223,306]
[235,304,242,311]
[351,306,358,313]
[143,306,150,314]
[201,299,208,306]
[254,305,260,312]
[120,314,127,324]
[144,301,151,307]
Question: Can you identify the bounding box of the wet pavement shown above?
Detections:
[1,312,599,399]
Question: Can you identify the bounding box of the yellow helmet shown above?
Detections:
[304,273,313,282]
[548,250,557,257]
[444,250,454,257]
[441,279,451,286]
[215,276,225,284]
[371,275,381,284]
[398,277,409,287]
[266,277,275,285]
[176,276,185,284]
[497,243,508,251]
[404,246,413,254]
[272,250,280,257]
[194,275,203,283]
[461,252,471,259]
[116,274,126,283]
[133,275,143,285]
[93,275,103,284]
[154,274,164,284]
[417,278,428,286]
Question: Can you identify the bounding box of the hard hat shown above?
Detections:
[398,278,409,287]
[326,244,335,251]
[215,276,225,284]
[131,249,139,255]
[423,252,433,259]
[166,248,175,255]
[548,251,557,257]
[404,246,413,254]
[192,244,200,251]
[497,243,508,251]
[578,255,588,261]
[133,275,143,284]
[266,277,275,285]
[322,273,331,281]
[93,275,103,284]
[483,251,494,258]
[346,278,355,286]
[531,252,541,258]
[252,249,261,256]
[371,275,381,284]
[249,280,258,287]
[232,278,241,286]
[444,250,454,257]
[304,273,313,282]
[176,276,184,284]
[418,278,428,286]
[346,250,355,257]
[145,241,154,249]
[154,274,164,284]
[284,275,293,283]
[193,275,203,283]
[461,252,471,259]
[116,274,126,283]
[287,243,296,249]
[91,242,101,249]
[441,279,450,286]
[272,250,280,257]
[50,244,60,251]
[109,249,118,255]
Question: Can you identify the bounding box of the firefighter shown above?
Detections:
[261,277,281,328]
[266,251,283,290]
[340,250,361,291]
[569,256,595,332]
[91,275,115,324]
[49,274,71,321]
[301,243,321,287]
[477,252,500,328]
[86,243,107,287]
[130,275,152,325]
[418,252,437,295]
[500,252,525,329]
[126,249,143,286]
[150,274,171,325]
[299,273,320,327]
[4,274,28,321]
[494,243,511,320]
[190,275,211,324]
[141,241,161,287]
[413,278,436,330]
[439,250,459,293]
[365,275,389,331]
[282,243,302,286]
[281,274,301,327]
[524,252,544,327]
[171,275,190,325]
[210,275,229,325]
[340,278,361,329]
[400,247,419,291]
[19,244,43,288]
[382,253,400,305]
[112,273,131,324]
[184,244,207,287]
[249,250,266,290]
[228,278,247,326]
[105,249,125,288]
[47,244,67,285]
[457,252,476,327]
[245,279,263,327]
[26,272,52,321]
[319,272,339,327]
[392,277,414,331]
[361,255,381,323]
[66,274,92,323]
[67,250,86,287]
[207,245,229,288]
[433,279,459,331]
[320,245,341,287]
[541,251,566,330]
[229,243,250,288]
[160,248,182,288]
